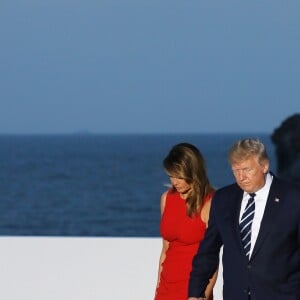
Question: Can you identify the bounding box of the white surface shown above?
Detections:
[0,237,223,300]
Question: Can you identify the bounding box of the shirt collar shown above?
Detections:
[244,172,273,200]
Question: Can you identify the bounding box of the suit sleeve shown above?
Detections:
[188,193,223,297]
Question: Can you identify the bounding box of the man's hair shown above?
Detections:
[228,138,269,165]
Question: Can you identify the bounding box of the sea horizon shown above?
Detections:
[0,133,277,237]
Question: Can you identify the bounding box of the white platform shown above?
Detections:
[0,237,223,300]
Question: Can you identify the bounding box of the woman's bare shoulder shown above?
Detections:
[160,190,169,214]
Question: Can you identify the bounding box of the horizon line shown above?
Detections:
[0,131,272,136]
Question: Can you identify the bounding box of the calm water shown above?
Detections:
[0,133,276,237]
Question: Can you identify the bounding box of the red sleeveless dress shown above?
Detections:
[155,189,212,300]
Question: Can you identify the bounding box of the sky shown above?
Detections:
[1,0,299,134]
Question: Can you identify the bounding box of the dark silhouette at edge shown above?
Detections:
[271,113,300,184]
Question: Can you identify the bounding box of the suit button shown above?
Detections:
[247,264,251,269]
[243,289,248,294]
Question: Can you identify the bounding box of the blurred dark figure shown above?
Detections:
[271,113,300,184]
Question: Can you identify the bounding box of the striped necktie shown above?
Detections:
[239,193,256,259]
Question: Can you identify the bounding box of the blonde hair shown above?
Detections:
[228,138,269,165]
[163,143,214,217]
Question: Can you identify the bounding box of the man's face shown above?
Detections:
[231,155,269,193]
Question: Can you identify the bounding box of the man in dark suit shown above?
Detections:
[188,138,300,300]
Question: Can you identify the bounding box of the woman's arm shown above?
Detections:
[155,192,169,290]
[204,269,218,300]
[156,239,169,289]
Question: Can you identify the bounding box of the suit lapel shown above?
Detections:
[232,188,245,252]
[250,177,282,260]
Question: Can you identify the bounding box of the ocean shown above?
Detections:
[0,133,276,237]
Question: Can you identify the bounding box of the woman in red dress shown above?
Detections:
[155,143,217,300]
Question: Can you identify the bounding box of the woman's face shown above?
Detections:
[169,175,191,195]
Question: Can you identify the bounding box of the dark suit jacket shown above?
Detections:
[188,176,300,300]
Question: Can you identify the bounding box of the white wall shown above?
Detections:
[0,237,222,300]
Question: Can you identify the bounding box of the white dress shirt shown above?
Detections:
[239,172,273,257]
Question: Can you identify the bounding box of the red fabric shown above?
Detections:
[155,190,212,300]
